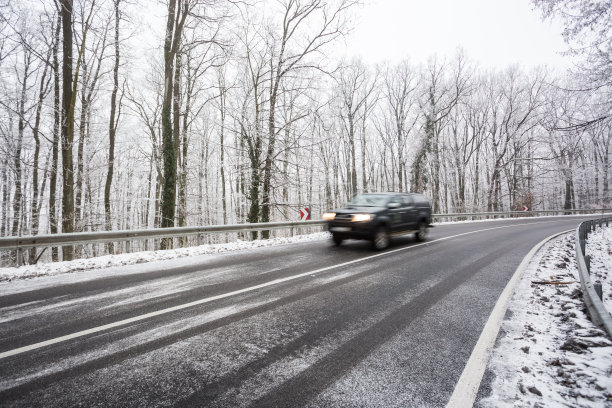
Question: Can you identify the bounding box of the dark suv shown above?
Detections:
[323,192,432,250]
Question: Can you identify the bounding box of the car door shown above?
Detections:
[387,195,405,232]
[402,194,418,230]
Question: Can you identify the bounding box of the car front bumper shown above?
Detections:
[327,221,376,240]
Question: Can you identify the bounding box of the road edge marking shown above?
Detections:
[0,220,566,361]
[445,229,572,408]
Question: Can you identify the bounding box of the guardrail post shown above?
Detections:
[594,282,603,301]
[16,247,23,267]
[585,255,591,274]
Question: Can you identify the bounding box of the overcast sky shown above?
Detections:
[339,0,569,70]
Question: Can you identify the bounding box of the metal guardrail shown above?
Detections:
[1,208,610,266]
[0,220,327,251]
[575,217,612,339]
[0,220,327,266]
[433,208,612,221]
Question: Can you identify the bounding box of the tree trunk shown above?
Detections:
[105,0,121,253]
[349,115,358,197]
[246,133,260,240]
[564,176,574,210]
[60,0,76,260]
[12,51,31,237]
[178,86,189,232]
[1,159,7,239]
[49,13,61,261]
[178,53,190,236]
[603,141,610,207]
[75,63,87,234]
[160,0,186,248]
[361,107,368,193]
[29,51,51,262]
[218,75,227,225]
[261,86,278,238]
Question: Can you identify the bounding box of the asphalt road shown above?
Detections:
[0,216,594,407]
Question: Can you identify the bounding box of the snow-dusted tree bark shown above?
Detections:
[159,0,187,247]
[59,0,94,260]
[28,41,53,263]
[49,11,61,261]
[11,47,32,237]
[105,0,122,254]
[59,0,76,259]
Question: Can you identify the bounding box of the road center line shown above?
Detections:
[0,219,564,360]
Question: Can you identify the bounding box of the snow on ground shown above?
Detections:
[480,227,612,407]
[0,232,330,283]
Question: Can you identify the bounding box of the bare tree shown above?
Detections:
[49,10,61,261]
[380,60,418,193]
[335,58,377,196]
[59,0,95,260]
[533,0,611,130]
[159,0,226,247]
[159,0,189,247]
[105,0,123,253]
[259,0,358,238]
[413,53,470,212]
[533,0,611,90]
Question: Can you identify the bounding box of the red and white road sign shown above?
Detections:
[523,205,529,211]
[300,207,310,221]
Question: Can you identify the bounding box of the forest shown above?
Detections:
[0,0,610,262]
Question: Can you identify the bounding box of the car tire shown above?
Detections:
[332,234,343,246]
[372,227,390,250]
[415,221,428,241]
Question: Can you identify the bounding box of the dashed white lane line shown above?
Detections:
[446,229,572,408]
[0,220,565,360]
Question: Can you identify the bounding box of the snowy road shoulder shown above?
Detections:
[478,229,612,407]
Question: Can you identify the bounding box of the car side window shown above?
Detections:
[402,194,413,207]
[389,195,401,206]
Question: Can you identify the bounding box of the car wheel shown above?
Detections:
[415,222,428,241]
[373,227,390,250]
[332,234,343,246]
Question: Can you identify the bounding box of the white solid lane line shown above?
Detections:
[0,220,563,360]
[446,229,572,408]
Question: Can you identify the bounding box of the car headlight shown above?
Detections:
[352,213,373,222]
[322,212,336,221]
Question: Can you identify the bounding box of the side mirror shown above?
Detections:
[388,202,400,209]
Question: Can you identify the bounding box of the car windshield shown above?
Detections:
[347,194,390,207]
